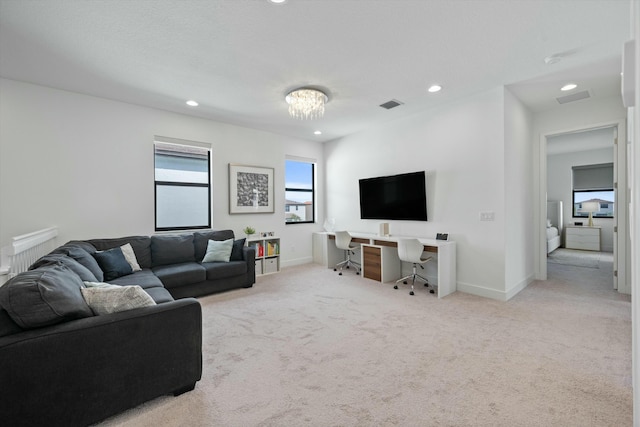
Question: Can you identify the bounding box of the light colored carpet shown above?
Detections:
[98,261,631,427]
[547,248,613,269]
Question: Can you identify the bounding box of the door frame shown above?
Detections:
[536,118,628,293]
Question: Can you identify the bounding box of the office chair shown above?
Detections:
[333,231,361,275]
[394,238,433,295]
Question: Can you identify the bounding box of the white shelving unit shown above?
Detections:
[247,236,280,275]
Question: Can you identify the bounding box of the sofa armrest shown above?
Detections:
[0,298,202,427]
[243,245,256,280]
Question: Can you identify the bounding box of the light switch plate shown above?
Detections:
[479,211,495,221]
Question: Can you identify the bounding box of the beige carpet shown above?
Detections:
[547,248,613,269]
[98,261,632,427]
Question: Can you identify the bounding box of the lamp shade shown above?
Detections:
[581,201,600,213]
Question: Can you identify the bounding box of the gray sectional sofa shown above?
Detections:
[0,229,255,427]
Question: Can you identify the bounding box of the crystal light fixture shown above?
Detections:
[285,88,328,120]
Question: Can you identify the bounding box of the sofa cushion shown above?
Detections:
[0,308,24,337]
[53,245,104,282]
[29,253,98,282]
[202,238,234,262]
[152,262,206,289]
[92,247,133,281]
[151,234,195,267]
[143,286,175,304]
[87,236,152,269]
[0,264,93,329]
[81,282,156,315]
[107,269,165,290]
[202,260,248,281]
[230,238,246,261]
[194,230,235,261]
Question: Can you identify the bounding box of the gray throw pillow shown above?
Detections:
[92,247,133,281]
[230,238,246,261]
[0,264,93,329]
[202,238,234,262]
[81,282,156,315]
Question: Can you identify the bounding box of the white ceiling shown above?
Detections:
[0,0,631,142]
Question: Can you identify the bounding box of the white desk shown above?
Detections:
[313,231,456,298]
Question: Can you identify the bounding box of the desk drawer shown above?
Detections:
[363,246,381,281]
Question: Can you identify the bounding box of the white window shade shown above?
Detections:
[572,163,613,190]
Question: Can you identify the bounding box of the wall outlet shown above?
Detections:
[479,211,495,221]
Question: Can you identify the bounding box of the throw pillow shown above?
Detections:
[92,247,133,281]
[29,253,98,282]
[81,282,156,315]
[202,238,234,263]
[58,246,105,282]
[120,243,142,271]
[0,264,93,329]
[230,238,246,261]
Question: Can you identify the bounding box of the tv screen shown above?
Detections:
[359,171,428,221]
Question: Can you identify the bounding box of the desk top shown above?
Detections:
[322,231,455,248]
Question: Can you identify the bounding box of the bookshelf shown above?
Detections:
[247,236,280,275]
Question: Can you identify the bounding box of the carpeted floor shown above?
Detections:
[98,259,631,427]
[547,248,614,269]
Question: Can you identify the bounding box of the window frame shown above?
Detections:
[572,189,615,219]
[285,159,315,225]
[154,140,212,232]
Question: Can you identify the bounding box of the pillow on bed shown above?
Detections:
[546,219,552,228]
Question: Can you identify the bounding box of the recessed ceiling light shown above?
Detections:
[561,83,577,91]
[269,0,287,3]
[314,130,322,135]
[186,100,199,107]
[428,85,442,93]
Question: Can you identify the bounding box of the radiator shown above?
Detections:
[1,227,59,280]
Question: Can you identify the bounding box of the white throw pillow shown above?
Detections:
[81,282,155,315]
[120,243,142,271]
[202,238,234,263]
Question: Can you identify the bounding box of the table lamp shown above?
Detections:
[581,201,600,227]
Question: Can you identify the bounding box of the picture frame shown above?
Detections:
[436,233,449,241]
[229,164,274,214]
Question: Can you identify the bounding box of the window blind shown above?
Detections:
[572,163,613,191]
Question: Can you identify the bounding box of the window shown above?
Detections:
[572,163,614,218]
[154,139,211,231]
[285,158,315,224]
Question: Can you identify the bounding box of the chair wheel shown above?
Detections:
[339,272,342,276]
[346,266,350,269]
[430,289,435,294]
[424,283,428,287]
[333,268,337,271]
[394,285,398,289]
[410,291,415,296]
[356,272,360,275]
[403,281,408,285]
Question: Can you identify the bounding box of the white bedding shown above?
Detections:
[546,226,559,240]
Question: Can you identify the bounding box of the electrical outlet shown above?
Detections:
[479,211,495,221]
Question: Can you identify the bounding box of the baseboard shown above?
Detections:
[281,257,313,269]
[457,274,534,302]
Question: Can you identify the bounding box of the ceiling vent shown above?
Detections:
[379,99,404,109]
[556,90,591,105]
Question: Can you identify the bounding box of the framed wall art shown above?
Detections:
[229,164,274,214]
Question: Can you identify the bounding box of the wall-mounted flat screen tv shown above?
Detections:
[359,171,428,221]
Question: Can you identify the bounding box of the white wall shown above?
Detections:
[0,78,324,267]
[547,147,615,251]
[324,88,515,299]
[504,89,535,298]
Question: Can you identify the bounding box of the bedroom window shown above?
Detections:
[285,158,315,224]
[154,138,212,231]
[572,163,614,218]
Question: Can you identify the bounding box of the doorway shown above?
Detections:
[537,121,629,295]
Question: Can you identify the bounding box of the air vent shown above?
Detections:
[556,90,591,104]
[379,99,404,109]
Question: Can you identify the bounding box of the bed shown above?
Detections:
[546,200,563,254]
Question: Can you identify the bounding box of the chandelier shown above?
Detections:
[285,88,328,120]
